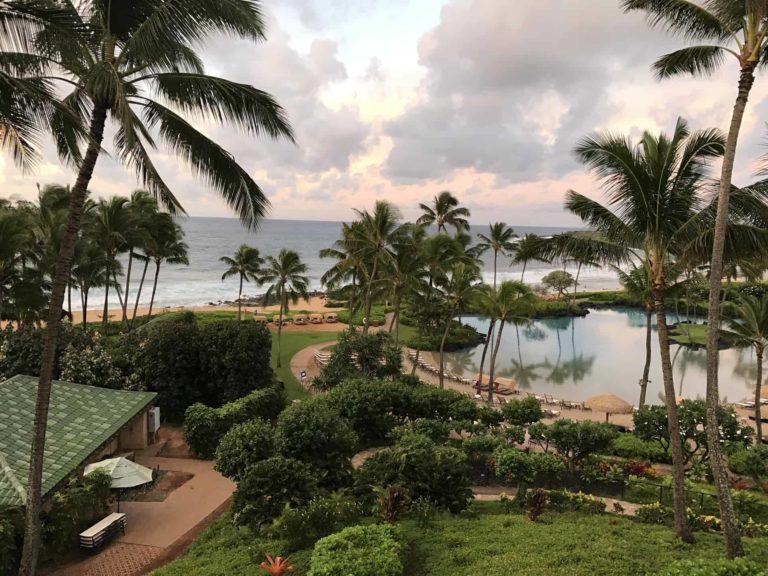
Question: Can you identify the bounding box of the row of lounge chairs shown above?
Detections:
[406,351,476,386]
[254,312,338,326]
[526,392,592,412]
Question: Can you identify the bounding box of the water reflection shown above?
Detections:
[443,308,760,403]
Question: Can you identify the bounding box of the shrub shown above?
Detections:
[547,490,605,514]
[0,506,21,575]
[636,503,672,526]
[231,457,318,528]
[326,379,413,444]
[390,419,451,444]
[526,489,548,522]
[408,386,479,423]
[501,397,543,426]
[494,448,565,487]
[0,324,94,381]
[59,333,126,389]
[313,331,402,390]
[355,434,472,513]
[610,434,666,462]
[378,485,410,523]
[184,386,286,458]
[276,397,358,489]
[544,419,618,469]
[214,420,276,481]
[657,558,768,576]
[272,491,364,551]
[308,524,405,576]
[729,445,768,491]
[43,470,112,552]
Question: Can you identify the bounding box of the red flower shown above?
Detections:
[259,554,294,576]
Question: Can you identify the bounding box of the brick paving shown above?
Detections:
[47,543,164,576]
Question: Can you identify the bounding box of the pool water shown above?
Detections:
[443,308,759,405]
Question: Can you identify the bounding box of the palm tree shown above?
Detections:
[511,234,549,282]
[476,222,517,288]
[220,244,263,321]
[86,197,134,330]
[261,249,309,368]
[320,221,365,329]
[71,240,110,327]
[417,191,471,233]
[144,216,189,322]
[352,201,402,334]
[726,294,768,442]
[436,263,482,389]
[615,263,655,407]
[1,3,293,568]
[565,118,726,543]
[0,210,29,324]
[388,229,428,344]
[622,1,768,557]
[478,281,536,404]
[120,191,156,326]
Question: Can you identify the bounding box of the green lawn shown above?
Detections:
[271,330,340,401]
[153,505,768,576]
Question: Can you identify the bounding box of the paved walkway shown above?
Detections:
[45,448,234,576]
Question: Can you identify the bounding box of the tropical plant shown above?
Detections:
[261,249,309,368]
[565,117,726,542]
[320,221,365,328]
[1,1,294,569]
[142,213,188,322]
[512,234,549,282]
[417,190,471,233]
[351,201,402,333]
[725,293,768,441]
[476,222,517,288]
[119,191,156,326]
[387,226,427,343]
[220,244,263,321]
[622,0,768,557]
[541,270,575,300]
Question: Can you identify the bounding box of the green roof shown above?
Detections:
[0,375,156,507]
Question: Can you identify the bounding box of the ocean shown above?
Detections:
[77,217,623,310]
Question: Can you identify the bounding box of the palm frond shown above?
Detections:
[622,0,729,40]
[653,45,729,78]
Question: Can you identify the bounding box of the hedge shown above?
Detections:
[308,524,405,576]
[184,386,286,459]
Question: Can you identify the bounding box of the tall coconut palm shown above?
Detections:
[565,117,726,543]
[476,222,517,288]
[220,244,263,321]
[436,263,482,389]
[320,221,365,329]
[71,240,110,327]
[511,234,549,282]
[417,190,471,233]
[478,281,536,404]
[388,228,428,344]
[141,215,188,322]
[726,293,768,442]
[1,3,293,569]
[615,263,655,408]
[352,201,402,334]
[622,0,768,557]
[120,191,156,326]
[261,249,309,368]
[0,209,30,323]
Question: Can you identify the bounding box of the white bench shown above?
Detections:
[79,512,126,550]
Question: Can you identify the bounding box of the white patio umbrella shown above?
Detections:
[85,457,154,511]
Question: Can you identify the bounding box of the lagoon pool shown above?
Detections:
[443,308,758,405]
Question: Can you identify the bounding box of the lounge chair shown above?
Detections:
[543,408,561,418]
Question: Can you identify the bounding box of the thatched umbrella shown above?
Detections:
[585,393,633,422]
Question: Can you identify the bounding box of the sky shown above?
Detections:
[3,0,768,226]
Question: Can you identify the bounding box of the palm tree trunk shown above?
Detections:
[652,283,693,544]
[520,261,527,283]
[276,290,285,368]
[392,295,401,344]
[488,320,505,404]
[112,271,125,312]
[349,271,356,330]
[493,250,498,289]
[574,262,582,304]
[639,307,652,408]
[131,257,150,325]
[121,248,134,326]
[438,309,454,389]
[19,102,108,576]
[237,274,243,321]
[147,261,161,322]
[102,262,111,331]
[363,258,379,334]
[705,64,755,561]
[477,319,496,386]
[82,290,88,327]
[67,264,72,318]
[756,346,763,443]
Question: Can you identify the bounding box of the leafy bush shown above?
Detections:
[43,470,112,552]
[526,489,548,522]
[657,558,768,576]
[729,445,768,491]
[501,397,543,426]
[231,457,318,529]
[308,524,405,576]
[533,419,618,469]
[59,333,126,389]
[326,379,413,444]
[494,448,565,487]
[404,320,483,352]
[356,434,472,513]
[276,397,358,489]
[378,485,411,523]
[547,490,605,514]
[636,502,672,526]
[214,420,276,481]
[0,324,95,381]
[408,386,479,424]
[0,506,21,575]
[184,386,286,458]
[390,419,451,444]
[272,491,364,551]
[610,433,667,462]
[313,331,402,390]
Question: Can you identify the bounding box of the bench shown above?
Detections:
[79,512,126,550]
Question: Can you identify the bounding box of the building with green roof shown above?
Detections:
[0,375,157,507]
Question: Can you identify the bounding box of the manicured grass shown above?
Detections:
[153,505,768,576]
[668,322,708,346]
[271,330,340,401]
